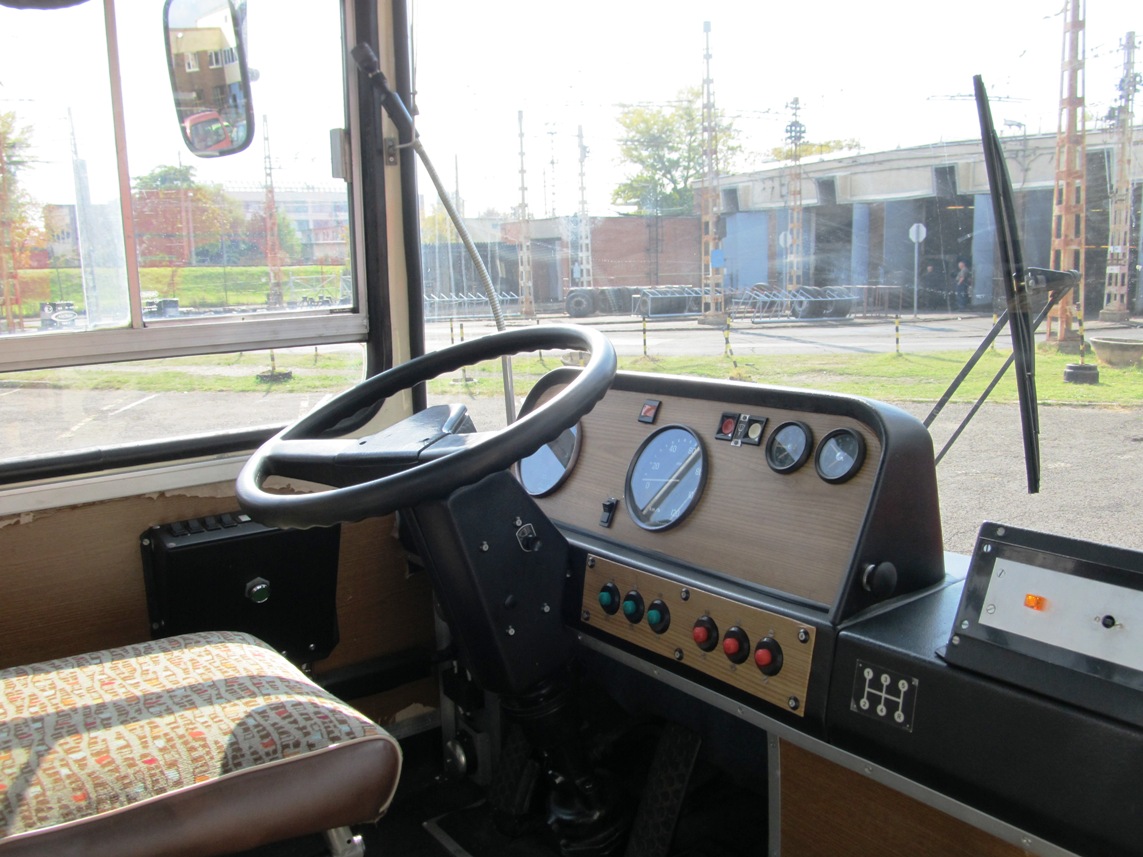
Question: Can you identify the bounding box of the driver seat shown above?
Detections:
[0,630,402,856]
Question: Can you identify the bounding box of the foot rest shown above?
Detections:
[0,631,401,856]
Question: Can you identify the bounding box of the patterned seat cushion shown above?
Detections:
[0,631,402,856]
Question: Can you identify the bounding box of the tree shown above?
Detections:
[768,138,861,162]
[1,112,41,329]
[611,88,737,215]
[132,165,244,267]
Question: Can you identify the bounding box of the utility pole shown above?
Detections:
[785,98,806,295]
[516,110,535,318]
[700,20,725,322]
[1100,31,1138,322]
[262,116,284,308]
[576,125,593,293]
[1046,0,1086,346]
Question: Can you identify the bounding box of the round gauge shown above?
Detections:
[765,421,813,473]
[517,424,581,497]
[814,428,866,484]
[624,426,707,531]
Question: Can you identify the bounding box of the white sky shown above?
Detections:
[410,0,1140,216]
[1,0,1138,219]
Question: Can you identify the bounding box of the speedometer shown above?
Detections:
[624,426,707,531]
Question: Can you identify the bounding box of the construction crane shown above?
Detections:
[699,20,725,321]
[1045,0,1086,347]
[1099,31,1138,322]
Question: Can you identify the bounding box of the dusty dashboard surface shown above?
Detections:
[518,369,945,724]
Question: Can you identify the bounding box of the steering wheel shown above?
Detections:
[236,325,616,530]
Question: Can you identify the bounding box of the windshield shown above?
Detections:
[411,0,1143,554]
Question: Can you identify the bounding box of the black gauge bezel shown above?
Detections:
[765,420,813,474]
[814,427,866,484]
[624,424,708,532]
[516,423,583,497]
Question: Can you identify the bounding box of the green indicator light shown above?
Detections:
[599,591,613,608]
[647,609,662,625]
[622,600,637,616]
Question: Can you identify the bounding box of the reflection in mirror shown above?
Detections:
[517,425,581,497]
[164,0,252,157]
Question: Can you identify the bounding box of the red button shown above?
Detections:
[721,417,736,435]
[723,637,740,656]
[754,648,773,667]
[693,625,710,645]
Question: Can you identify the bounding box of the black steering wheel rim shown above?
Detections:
[236,325,616,529]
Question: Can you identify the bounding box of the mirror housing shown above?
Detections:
[163,0,253,157]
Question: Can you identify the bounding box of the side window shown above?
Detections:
[0,0,364,464]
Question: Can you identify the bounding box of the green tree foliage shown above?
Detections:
[612,88,737,215]
[768,138,861,162]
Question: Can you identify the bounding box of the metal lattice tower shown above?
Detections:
[516,110,535,318]
[785,98,806,293]
[1046,0,1086,344]
[1100,31,1139,321]
[262,116,285,308]
[700,20,724,318]
[576,125,593,291]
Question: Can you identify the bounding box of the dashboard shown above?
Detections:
[513,369,1143,856]
[518,368,944,726]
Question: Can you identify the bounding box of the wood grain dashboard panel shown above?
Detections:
[528,374,885,608]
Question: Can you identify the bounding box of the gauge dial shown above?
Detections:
[814,428,866,483]
[517,424,581,496]
[625,426,707,531]
[766,421,812,473]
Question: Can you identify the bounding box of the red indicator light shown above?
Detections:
[693,625,710,645]
[754,648,773,667]
[1024,594,1047,611]
[721,417,737,435]
[723,637,740,656]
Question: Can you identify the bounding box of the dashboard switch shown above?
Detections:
[621,591,645,624]
[598,583,621,615]
[753,637,784,676]
[647,599,671,634]
[723,626,750,663]
[693,616,719,651]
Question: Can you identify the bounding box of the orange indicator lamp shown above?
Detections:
[1024,594,1047,611]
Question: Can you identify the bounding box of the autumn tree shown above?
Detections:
[611,88,737,215]
[132,165,244,267]
[1,112,42,329]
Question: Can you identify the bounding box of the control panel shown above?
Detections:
[945,522,1143,728]
[579,555,817,716]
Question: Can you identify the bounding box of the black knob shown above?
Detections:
[862,562,898,598]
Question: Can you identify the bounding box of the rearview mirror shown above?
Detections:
[163,0,253,157]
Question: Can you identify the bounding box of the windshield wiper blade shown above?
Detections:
[974,75,1041,494]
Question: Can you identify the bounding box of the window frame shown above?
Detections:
[0,0,392,486]
[0,0,371,373]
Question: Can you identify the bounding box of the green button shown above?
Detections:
[647,609,662,625]
[622,600,637,616]
[599,591,614,608]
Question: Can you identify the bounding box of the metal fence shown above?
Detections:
[423,291,521,320]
